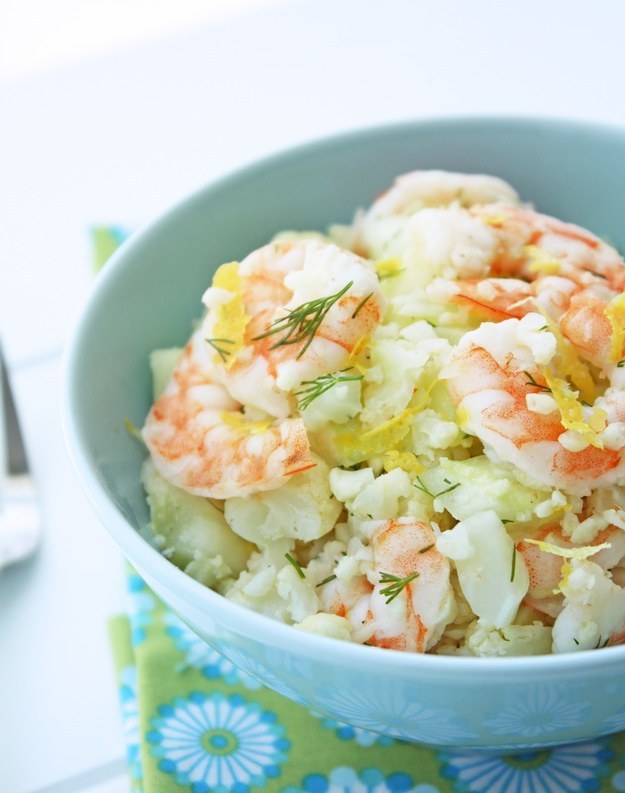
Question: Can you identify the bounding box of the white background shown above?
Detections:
[1,1,625,791]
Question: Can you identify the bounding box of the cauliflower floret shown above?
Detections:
[411,409,463,463]
[223,541,319,624]
[562,486,625,543]
[461,620,552,657]
[224,454,341,546]
[294,613,353,641]
[552,559,625,653]
[515,312,557,365]
[301,376,362,432]
[419,455,564,524]
[142,459,252,588]
[360,329,452,427]
[329,467,412,520]
[436,510,529,628]
[399,206,499,281]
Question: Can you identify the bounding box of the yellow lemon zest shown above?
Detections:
[555,559,573,595]
[375,257,404,280]
[480,213,512,227]
[334,409,413,464]
[534,309,595,403]
[524,541,612,596]
[455,405,470,429]
[219,412,272,435]
[348,335,370,376]
[210,262,249,369]
[604,292,625,363]
[383,450,425,476]
[361,408,413,441]
[544,370,606,449]
[524,538,611,559]
[525,245,562,275]
[334,381,437,465]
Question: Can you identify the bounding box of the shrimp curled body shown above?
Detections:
[319,519,455,653]
[445,317,625,496]
[142,240,385,499]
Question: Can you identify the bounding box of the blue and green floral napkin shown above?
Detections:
[108,568,625,793]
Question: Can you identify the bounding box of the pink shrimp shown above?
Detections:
[444,316,625,495]
[143,240,385,498]
[444,205,625,371]
[318,519,455,653]
[205,240,385,418]
[452,277,619,373]
[471,204,625,291]
[142,331,314,499]
[518,524,625,619]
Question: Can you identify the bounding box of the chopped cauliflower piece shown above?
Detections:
[329,467,412,520]
[552,559,625,653]
[294,613,353,641]
[300,375,362,431]
[461,620,552,657]
[526,393,559,415]
[515,313,556,365]
[225,454,340,546]
[224,541,319,624]
[142,459,252,588]
[436,511,529,628]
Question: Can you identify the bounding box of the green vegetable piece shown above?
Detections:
[141,459,253,587]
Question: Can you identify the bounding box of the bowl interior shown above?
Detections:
[68,116,625,561]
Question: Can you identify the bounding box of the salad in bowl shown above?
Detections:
[140,169,625,658]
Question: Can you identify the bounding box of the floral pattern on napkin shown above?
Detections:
[109,569,625,793]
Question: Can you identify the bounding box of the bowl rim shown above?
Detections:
[63,114,625,677]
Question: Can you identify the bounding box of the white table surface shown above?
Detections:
[2,0,625,790]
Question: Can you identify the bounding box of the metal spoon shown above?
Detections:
[0,346,40,569]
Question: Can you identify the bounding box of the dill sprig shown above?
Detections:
[315,574,337,588]
[206,337,235,363]
[253,281,353,359]
[419,543,434,554]
[351,292,373,319]
[510,544,517,582]
[379,570,420,604]
[618,360,625,369]
[413,476,460,499]
[523,370,552,393]
[284,552,305,579]
[295,368,364,410]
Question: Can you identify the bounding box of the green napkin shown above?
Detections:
[96,226,625,792]
[109,568,625,793]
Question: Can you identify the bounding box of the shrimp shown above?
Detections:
[552,558,625,652]
[143,240,385,499]
[444,314,625,495]
[426,203,625,374]
[367,170,520,217]
[142,331,314,499]
[451,276,618,372]
[517,523,625,652]
[471,204,625,292]
[204,240,385,418]
[318,519,455,653]
[518,524,625,619]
